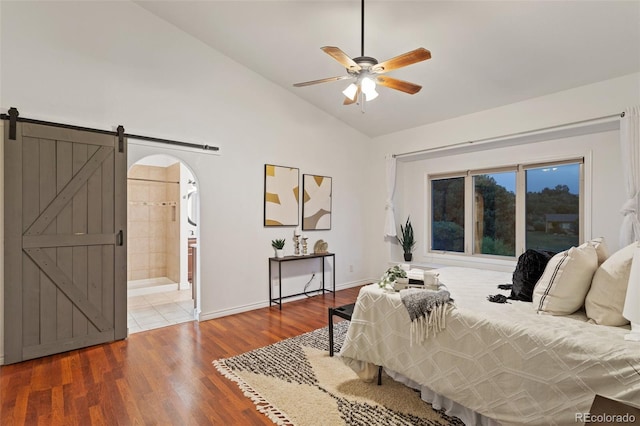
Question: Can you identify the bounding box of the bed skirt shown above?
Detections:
[385,368,499,426]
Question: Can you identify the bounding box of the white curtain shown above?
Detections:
[384,154,397,237]
[622,243,640,334]
[620,105,640,247]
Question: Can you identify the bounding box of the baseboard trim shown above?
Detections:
[198,279,372,322]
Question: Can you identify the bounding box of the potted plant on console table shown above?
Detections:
[397,216,416,261]
[272,239,285,258]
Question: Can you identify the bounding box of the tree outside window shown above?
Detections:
[474,173,515,256]
[429,161,581,257]
[431,177,464,252]
[526,164,580,252]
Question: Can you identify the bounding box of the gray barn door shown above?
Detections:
[4,121,127,364]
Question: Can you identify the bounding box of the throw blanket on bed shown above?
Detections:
[400,288,454,345]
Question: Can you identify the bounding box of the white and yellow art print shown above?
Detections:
[302,174,332,230]
[264,164,299,226]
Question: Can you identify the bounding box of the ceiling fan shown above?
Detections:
[293,0,431,110]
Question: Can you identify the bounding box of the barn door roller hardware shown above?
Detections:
[117,125,125,153]
[8,107,19,140]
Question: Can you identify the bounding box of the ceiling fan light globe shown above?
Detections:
[361,77,378,101]
[343,83,358,100]
[365,89,379,102]
[361,76,376,92]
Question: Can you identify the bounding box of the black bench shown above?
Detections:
[328,303,382,385]
[328,303,355,356]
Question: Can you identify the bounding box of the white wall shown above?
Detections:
[365,73,640,276]
[0,0,373,361]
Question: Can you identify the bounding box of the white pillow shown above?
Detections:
[533,244,598,315]
[584,241,637,326]
[585,237,609,265]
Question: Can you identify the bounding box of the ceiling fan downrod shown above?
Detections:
[353,0,377,74]
[360,0,365,57]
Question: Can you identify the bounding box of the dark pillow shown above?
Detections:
[511,249,556,302]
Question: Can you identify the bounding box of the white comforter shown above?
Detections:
[340,267,640,425]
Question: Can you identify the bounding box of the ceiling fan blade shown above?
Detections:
[371,47,431,73]
[321,46,362,72]
[343,86,361,105]
[376,76,422,95]
[293,75,352,87]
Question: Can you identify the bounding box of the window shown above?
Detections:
[473,172,516,256]
[431,177,464,252]
[525,163,580,252]
[429,159,582,258]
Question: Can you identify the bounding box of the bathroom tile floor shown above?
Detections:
[127,289,195,334]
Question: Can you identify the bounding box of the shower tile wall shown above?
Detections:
[165,163,181,281]
[128,164,180,283]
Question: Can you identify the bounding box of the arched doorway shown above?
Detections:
[126,154,199,333]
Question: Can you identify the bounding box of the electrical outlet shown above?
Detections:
[349,264,354,272]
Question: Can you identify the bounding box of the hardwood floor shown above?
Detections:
[1,286,363,425]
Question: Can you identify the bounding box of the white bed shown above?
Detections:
[340,267,640,426]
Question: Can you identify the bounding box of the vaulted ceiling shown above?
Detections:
[137,1,640,137]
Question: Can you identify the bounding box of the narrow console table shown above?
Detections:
[268,252,335,309]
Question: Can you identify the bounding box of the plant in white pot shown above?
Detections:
[378,265,409,291]
[272,238,286,258]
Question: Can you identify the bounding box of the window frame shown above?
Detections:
[427,157,584,259]
[471,168,517,257]
[429,173,466,253]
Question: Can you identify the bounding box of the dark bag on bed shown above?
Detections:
[511,249,556,302]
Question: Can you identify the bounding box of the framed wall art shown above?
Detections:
[264,164,299,226]
[302,174,332,230]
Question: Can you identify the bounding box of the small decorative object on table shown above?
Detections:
[397,216,416,262]
[423,270,440,290]
[378,265,409,291]
[293,235,300,256]
[293,226,301,256]
[314,239,329,254]
[302,235,308,255]
[271,238,285,258]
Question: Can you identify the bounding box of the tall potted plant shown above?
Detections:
[397,216,416,261]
